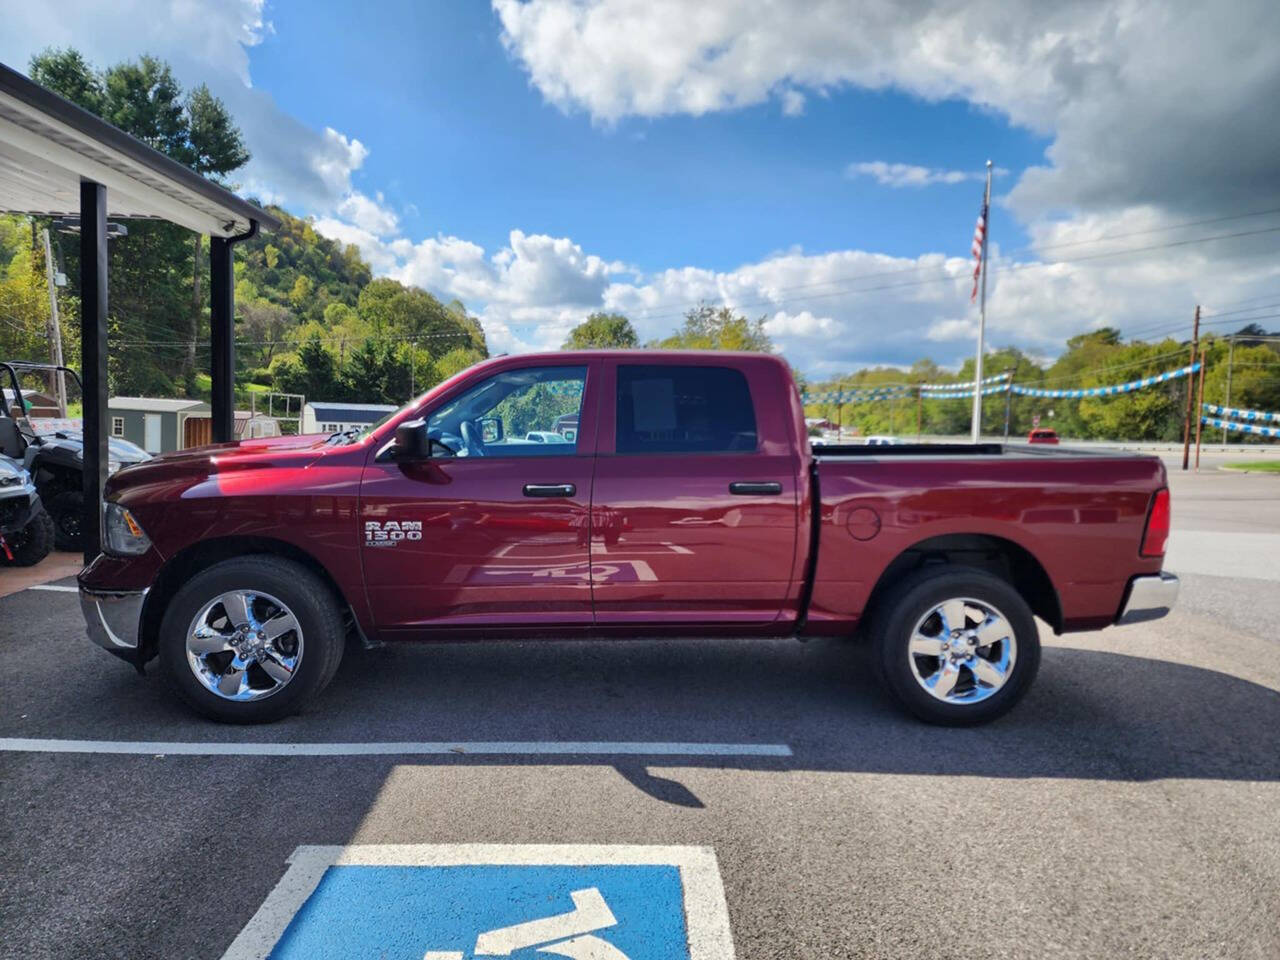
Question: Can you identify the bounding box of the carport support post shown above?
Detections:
[79,180,108,564]
[209,236,235,443]
[209,221,259,443]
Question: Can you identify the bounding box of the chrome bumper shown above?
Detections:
[80,587,148,652]
[1116,572,1179,625]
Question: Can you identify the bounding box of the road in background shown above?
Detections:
[0,467,1276,959]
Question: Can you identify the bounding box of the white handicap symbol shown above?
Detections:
[424,887,629,960]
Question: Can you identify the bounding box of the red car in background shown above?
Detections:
[1028,428,1060,445]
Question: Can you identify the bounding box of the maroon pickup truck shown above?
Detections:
[79,351,1177,725]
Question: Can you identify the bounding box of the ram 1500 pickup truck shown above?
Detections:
[79,351,1178,724]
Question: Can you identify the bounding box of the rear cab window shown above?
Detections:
[615,364,757,454]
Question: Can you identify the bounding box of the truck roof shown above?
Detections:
[479,349,792,367]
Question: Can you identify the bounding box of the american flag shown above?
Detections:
[970,201,988,302]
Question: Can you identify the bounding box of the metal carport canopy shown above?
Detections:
[0,62,279,236]
[0,61,279,564]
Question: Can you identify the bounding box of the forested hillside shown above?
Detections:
[800,327,1280,442]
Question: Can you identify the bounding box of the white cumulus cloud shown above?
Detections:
[848,162,998,189]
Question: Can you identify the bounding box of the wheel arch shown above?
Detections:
[139,535,366,664]
[861,533,1062,634]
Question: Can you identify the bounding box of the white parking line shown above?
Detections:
[0,737,792,757]
[26,584,77,593]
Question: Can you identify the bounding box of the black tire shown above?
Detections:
[45,489,84,551]
[157,556,345,723]
[868,566,1041,726]
[2,509,54,567]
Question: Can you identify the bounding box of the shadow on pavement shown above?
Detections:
[5,615,1277,790]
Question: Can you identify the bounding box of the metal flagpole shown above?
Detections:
[970,160,993,442]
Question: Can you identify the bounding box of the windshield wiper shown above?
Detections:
[325,428,362,445]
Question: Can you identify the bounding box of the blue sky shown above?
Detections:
[250,1,1041,273]
[2,0,1278,375]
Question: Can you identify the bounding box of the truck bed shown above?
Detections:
[812,442,1140,459]
[805,444,1168,635]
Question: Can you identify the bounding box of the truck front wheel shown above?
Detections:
[157,556,345,723]
[870,567,1041,725]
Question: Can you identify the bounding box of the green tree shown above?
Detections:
[272,331,338,402]
[654,303,774,352]
[28,48,251,396]
[28,48,103,112]
[183,83,250,393]
[563,312,638,349]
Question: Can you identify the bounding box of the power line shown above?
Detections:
[627,223,1280,324]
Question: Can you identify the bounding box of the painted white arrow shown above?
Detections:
[474,888,617,956]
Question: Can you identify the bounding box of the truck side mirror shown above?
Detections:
[393,419,431,459]
[478,416,503,443]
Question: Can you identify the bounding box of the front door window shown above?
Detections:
[427,366,587,457]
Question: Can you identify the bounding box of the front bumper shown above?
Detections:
[80,586,148,652]
[1116,571,1179,625]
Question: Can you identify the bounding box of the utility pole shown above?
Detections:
[1003,357,1018,442]
[409,339,416,400]
[1221,336,1235,447]
[1193,339,1207,470]
[970,160,993,442]
[1180,304,1200,471]
[916,386,923,439]
[40,228,68,416]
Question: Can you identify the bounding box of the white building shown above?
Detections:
[302,401,398,436]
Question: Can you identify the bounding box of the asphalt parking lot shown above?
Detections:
[1,467,1277,959]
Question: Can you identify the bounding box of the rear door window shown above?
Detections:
[615,364,757,454]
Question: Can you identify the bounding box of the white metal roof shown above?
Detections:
[0,62,279,237]
[306,401,399,412]
[108,396,210,413]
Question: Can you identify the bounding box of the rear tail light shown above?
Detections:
[1141,488,1171,557]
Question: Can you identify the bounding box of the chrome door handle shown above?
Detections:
[523,483,577,497]
[729,481,783,495]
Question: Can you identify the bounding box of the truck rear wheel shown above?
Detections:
[869,567,1040,726]
[157,556,345,723]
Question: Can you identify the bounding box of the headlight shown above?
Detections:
[108,460,122,475]
[103,502,152,556]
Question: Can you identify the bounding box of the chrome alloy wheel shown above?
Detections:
[907,597,1017,704]
[185,590,304,702]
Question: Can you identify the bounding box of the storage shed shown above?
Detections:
[302,401,397,435]
[107,396,209,453]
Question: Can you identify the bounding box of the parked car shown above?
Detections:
[0,362,150,549]
[0,454,54,567]
[79,351,1177,725]
[864,435,899,446]
[525,431,571,444]
[1028,428,1060,445]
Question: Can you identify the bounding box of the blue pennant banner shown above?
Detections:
[1010,362,1200,399]
[1201,416,1280,439]
[802,387,911,404]
[918,370,1012,391]
[917,384,1012,400]
[1202,402,1280,425]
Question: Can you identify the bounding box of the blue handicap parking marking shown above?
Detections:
[271,864,689,959]
[224,845,734,960]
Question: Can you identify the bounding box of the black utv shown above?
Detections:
[0,362,150,550]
